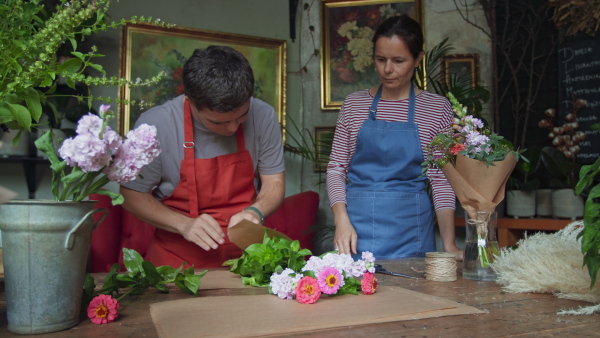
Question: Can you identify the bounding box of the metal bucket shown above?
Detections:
[0,200,107,334]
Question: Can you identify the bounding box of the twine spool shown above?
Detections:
[424,252,457,282]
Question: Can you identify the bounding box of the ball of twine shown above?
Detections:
[424,252,457,282]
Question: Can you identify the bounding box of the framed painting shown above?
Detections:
[313,126,336,172]
[441,53,480,89]
[119,23,287,134]
[320,0,422,111]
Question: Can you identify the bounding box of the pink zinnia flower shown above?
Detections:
[87,294,119,324]
[318,267,342,295]
[361,272,378,295]
[295,276,321,304]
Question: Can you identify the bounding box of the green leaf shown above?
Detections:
[57,58,83,75]
[142,261,162,286]
[7,102,31,131]
[24,87,42,122]
[122,248,145,275]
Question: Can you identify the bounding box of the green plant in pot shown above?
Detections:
[506,146,541,218]
[541,146,584,219]
[0,0,172,334]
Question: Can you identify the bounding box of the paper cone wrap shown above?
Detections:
[441,153,517,218]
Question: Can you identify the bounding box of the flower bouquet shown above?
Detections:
[270,251,378,304]
[423,93,524,275]
[35,104,160,204]
[224,232,378,304]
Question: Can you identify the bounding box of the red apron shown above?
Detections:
[146,99,257,268]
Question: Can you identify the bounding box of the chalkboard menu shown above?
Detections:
[558,34,600,164]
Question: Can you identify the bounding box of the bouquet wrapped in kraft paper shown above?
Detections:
[442,153,517,217]
[423,93,524,217]
[423,93,524,272]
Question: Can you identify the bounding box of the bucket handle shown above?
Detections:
[64,208,108,250]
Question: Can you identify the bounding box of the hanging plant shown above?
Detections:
[547,0,600,37]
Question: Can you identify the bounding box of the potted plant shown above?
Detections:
[506,146,542,218]
[0,0,170,334]
[537,101,587,220]
[541,146,584,219]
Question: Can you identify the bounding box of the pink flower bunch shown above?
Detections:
[269,251,377,304]
[87,294,120,324]
[60,105,160,183]
[36,104,161,203]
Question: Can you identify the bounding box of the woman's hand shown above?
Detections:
[334,219,357,255]
[332,203,357,255]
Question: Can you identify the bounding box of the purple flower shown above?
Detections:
[270,268,301,300]
[59,134,111,172]
[99,104,111,114]
[76,113,103,136]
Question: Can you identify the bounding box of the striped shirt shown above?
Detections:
[326,89,456,211]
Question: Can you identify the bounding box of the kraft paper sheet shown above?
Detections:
[442,153,516,217]
[150,286,484,337]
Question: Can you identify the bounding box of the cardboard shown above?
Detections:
[150,286,484,337]
[442,153,516,218]
[228,219,291,251]
[198,270,251,290]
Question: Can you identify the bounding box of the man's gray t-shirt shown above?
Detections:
[122,95,285,200]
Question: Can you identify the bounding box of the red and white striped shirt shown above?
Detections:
[326,89,456,211]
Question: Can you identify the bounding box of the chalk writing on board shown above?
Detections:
[558,35,600,164]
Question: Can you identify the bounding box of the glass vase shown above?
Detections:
[463,210,500,281]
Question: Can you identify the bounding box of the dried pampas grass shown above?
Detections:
[491,221,600,315]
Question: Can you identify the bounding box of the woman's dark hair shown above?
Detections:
[183,45,254,112]
[372,15,423,59]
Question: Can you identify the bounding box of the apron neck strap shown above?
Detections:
[183,98,200,217]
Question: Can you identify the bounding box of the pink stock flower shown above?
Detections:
[87,294,120,324]
[318,267,343,295]
[76,113,104,136]
[361,272,378,295]
[295,276,321,304]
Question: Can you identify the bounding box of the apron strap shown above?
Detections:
[183,99,200,217]
[407,83,416,124]
[368,86,382,120]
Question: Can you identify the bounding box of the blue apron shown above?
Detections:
[346,84,435,260]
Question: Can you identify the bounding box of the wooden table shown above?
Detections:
[1,259,597,337]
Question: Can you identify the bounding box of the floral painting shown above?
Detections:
[321,0,422,110]
[119,24,286,134]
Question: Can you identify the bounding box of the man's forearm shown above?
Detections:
[251,172,285,218]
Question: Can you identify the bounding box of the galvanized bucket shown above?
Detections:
[0,200,107,334]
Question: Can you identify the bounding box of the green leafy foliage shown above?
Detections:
[508,146,542,191]
[541,146,582,189]
[0,0,172,143]
[81,248,207,313]
[223,232,312,287]
[574,123,600,289]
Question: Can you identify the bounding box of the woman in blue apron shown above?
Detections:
[327,15,463,261]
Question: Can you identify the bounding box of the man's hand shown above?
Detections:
[228,209,261,228]
[180,213,225,251]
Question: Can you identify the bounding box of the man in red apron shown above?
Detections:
[119,46,285,268]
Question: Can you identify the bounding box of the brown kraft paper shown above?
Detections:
[441,153,516,218]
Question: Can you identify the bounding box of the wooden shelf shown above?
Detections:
[455,217,574,247]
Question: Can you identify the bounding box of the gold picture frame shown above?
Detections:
[441,53,480,89]
[320,0,422,111]
[313,126,336,172]
[119,23,287,134]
